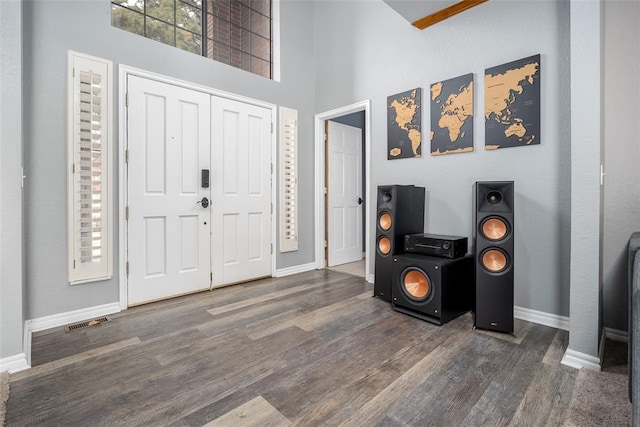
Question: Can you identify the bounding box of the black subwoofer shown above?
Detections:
[391,254,473,325]
[374,185,425,302]
[473,181,515,333]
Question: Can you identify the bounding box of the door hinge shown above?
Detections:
[73,259,76,269]
[125,149,129,164]
[324,240,328,248]
[271,203,273,214]
[271,163,273,174]
[324,187,328,195]
[73,67,75,78]
[271,123,273,134]
[271,243,273,254]
[126,261,130,277]
[125,92,129,107]
[210,272,213,282]
[324,133,328,142]
[72,163,75,174]
[125,206,129,220]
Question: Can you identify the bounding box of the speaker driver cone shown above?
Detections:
[378,236,391,255]
[379,212,392,231]
[481,217,509,241]
[481,249,508,273]
[402,268,431,301]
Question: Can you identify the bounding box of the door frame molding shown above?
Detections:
[314,100,372,282]
[118,65,277,309]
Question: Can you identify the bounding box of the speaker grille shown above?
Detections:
[379,212,392,231]
[481,217,509,241]
[402,268,431,301]
[481,248,509,273]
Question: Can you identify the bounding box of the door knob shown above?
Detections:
[197,197,209,208]
[357,197,363,205]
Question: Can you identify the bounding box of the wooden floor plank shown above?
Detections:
[6,270,590,426]
[461,324,558,426]
[508,362,577,426]
[203,396,292,427]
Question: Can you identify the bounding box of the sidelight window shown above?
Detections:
[67,51,113,285]
[279,107,298,252]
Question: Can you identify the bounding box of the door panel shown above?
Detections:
[212,97,272,286]
[328,121,363,267]
[127,76,211,305]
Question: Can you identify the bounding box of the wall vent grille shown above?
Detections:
[64,316,111,332]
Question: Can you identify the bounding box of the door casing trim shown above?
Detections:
[314,100,372,282]
[118,65,277,309]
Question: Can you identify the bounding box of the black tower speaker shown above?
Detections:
[391,254,473,325]
[473,181,515,333]
[374,185,425,302]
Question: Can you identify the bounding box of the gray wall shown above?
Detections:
[23,0,316,319]
[0,0,25,359]
[602,0,640,333]
[313,0,572,317]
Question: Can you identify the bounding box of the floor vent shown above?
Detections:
[64,317,111,332]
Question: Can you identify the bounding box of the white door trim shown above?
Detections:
[314,100,372,282]
[118,65,277,309]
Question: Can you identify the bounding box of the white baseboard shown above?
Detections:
[514,305,570,331]
[26,302,121,333]
[561,348,602,371]
[20,302,122,371]
[0,353,29,373]
[604,327,628,342]
[275,262,316,277]
[366,274,374,284]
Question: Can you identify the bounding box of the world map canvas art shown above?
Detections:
[485,54,541,150]
[387,88,422,159]
[430,73,474,155]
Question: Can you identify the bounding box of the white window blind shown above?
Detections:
[279,107,298,252]
[68,51,113,284]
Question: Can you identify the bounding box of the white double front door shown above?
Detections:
[126,76,272,305]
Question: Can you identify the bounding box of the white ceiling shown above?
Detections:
[381,0,462,23]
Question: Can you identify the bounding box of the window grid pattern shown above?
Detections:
[111,0,272,79]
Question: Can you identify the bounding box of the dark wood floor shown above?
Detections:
[7,269,578,426]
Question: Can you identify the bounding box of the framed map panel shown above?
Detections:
[387,88,421,159]
[430,73,474,155]
[485,54,541,150]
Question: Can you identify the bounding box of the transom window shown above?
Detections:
[111,0,272,79]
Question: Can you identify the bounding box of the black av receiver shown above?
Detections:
[403,233,468,259]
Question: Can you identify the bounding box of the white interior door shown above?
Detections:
[327,121,363,267]
[127,76,211,305]
[211,97,272,286]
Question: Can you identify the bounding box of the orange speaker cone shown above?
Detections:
[482,217,508,241]
[403,269,430,299]
[482,249,508,272]
[379,212,392,231]
[378,236,391,255]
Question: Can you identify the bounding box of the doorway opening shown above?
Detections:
[314,100,372,282]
